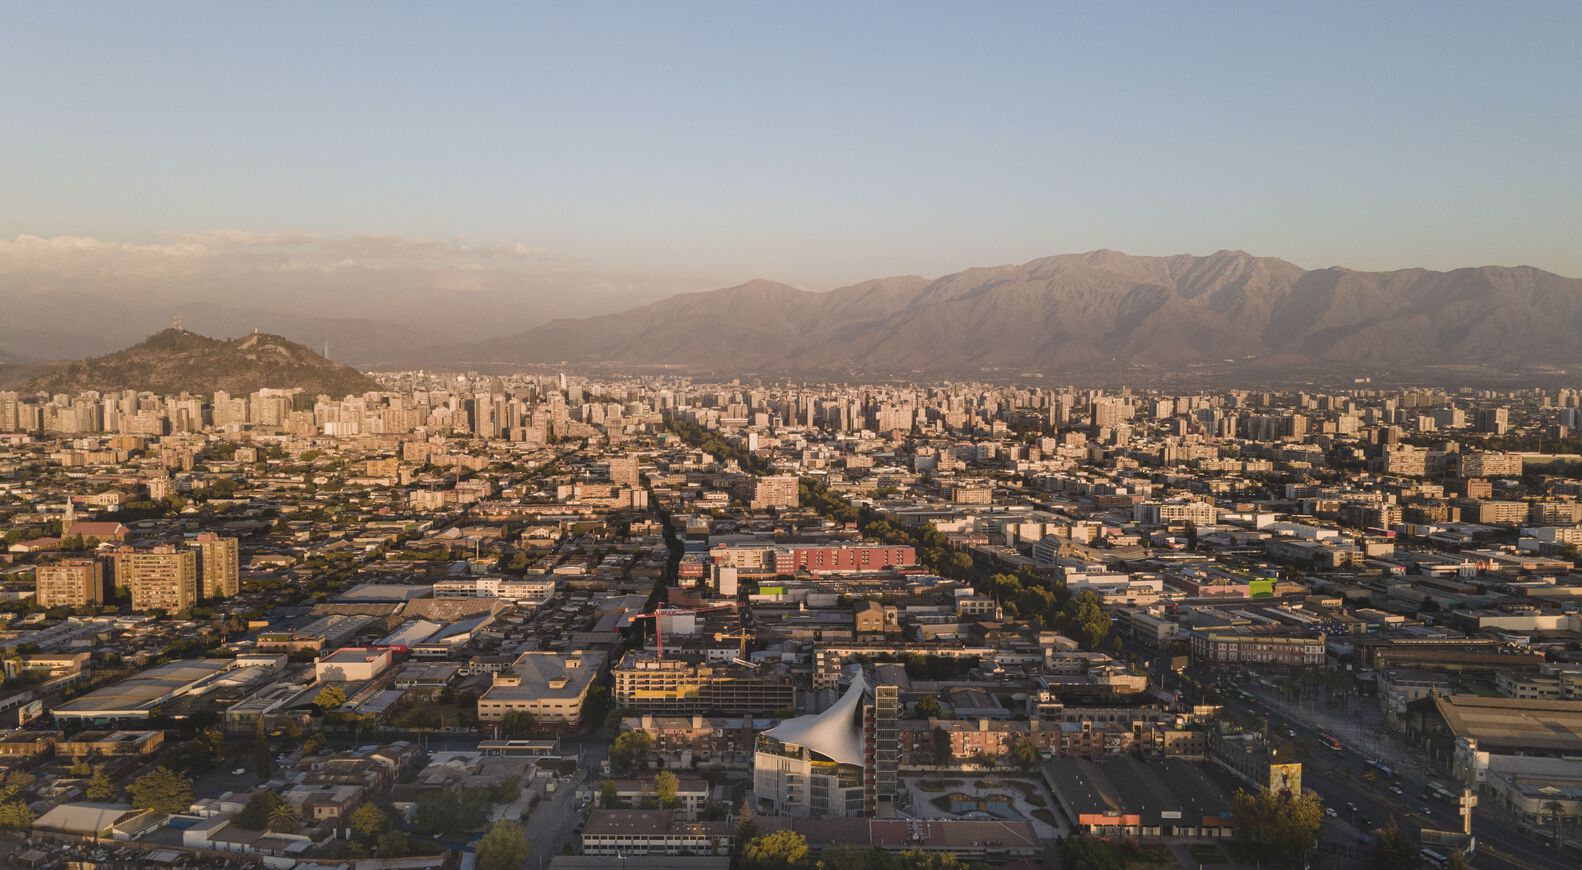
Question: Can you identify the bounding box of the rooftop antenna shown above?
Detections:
[172,313,184,331]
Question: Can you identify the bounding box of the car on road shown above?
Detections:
[1325,807,1337,817]
[231,767,246,775]
[1390,786,1404,795]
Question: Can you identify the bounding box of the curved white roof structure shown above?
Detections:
[762,668,869,766]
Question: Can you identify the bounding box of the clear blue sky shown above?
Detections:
[3,1,1579,286]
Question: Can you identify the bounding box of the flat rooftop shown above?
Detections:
[1435,694,1582,753]
[1043,756,1233,824]
[483,651,607,702]
[54,659,234,717]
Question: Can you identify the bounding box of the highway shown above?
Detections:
[1228,679,1570,870]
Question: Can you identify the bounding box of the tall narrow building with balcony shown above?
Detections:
[192,532,239,599]
[865,683,900,817]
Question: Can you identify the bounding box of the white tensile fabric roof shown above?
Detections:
[762,668,868,766]
[33,801,137,834]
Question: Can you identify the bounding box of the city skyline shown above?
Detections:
[4,4,1582,867]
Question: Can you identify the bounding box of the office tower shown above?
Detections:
[1476,407,1510,435]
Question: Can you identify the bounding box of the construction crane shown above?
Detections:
[713,628,752,663]
[629,601,738,659]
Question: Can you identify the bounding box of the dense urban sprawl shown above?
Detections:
[1,373,1582,868]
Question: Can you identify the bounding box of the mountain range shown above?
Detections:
[4,251,1579,384]
[430,250,1582,375]
[5,329,379,396]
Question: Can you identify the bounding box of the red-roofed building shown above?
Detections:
[67,522,129,542]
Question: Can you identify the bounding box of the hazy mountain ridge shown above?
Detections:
[11,329,380,396]
[0,271,691,366]
[436,250,1582,373]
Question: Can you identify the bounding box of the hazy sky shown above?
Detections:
[3,1,1579,289]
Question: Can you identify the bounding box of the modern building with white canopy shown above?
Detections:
[753,668,898,818]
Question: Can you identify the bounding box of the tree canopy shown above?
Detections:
[350,802,391,843]
[413,787,491,835]
[86,768,118,801]
[267,800,301,833]
[237,790,288,831]
[1008,735,1041,771]
[609,730,654,774]
[1230,788,1324,867]
[654,770,680,809]
[1365,818,1421,870]
[314,683,347,711]
[0,799,34,829]
[476,820,531,870]
[128,767,195,815]
[1058,836,1124,870]
[742,830,811,870]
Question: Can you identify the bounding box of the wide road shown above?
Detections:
[1228,679,1569,869]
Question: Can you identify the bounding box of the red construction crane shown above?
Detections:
[629,601,738,659]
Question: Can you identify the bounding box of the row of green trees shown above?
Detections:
[666,415,773,473]
[981,570,1112,648]
[801,479,1113,649]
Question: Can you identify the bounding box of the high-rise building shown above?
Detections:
[608,456,640,489]
[35,560,105,608]
[746,475,799,510]
[192,533,239,599]
[864,683,900,817]
[1476,407,1510,435]
[114,546,199,612]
